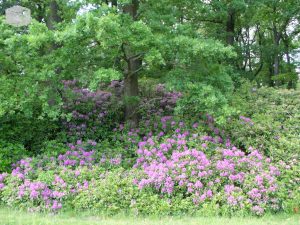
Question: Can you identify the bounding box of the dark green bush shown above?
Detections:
[0,114,60,154]
[0,140,27,172]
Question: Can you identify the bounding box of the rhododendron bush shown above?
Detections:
[1,115,296,216]
[60,81,182,142]
[225,86,300,159]
[135,134,280,215]
[61,80,121,141]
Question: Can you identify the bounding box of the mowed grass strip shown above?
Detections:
[1,208,299,225]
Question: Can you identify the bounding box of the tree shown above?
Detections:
[1,0,237,128]
[121,0,142,126]
[252,0,300,86]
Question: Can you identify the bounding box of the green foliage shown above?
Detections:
[225,84,300,159]
[89,68,122,90]
[271,72,298,88]
[175,83,231,122]
[165,65,236,123]
[0,113,60,153]
[1,0,237,133]
[73,169,195,216]
[40,140,68,157]
[275,158,300,214]
[0,140,27,172]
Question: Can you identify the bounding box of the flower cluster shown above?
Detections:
[18,180,63,210]
[134,124,281,215]
[61,81,182,141]
[0,140,123,212]
[140,84,182,119]
[61,80,117,140]
[0,173,7,190]
[239,116,254,126]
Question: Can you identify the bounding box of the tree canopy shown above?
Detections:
[0,0,299,124]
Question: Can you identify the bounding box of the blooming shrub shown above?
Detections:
[134,124,282,215]
[61,80,122,141]
[0,140,122,212]
[0,113,297,216]
[74,168,200,216]
[139,83,182,119]
[72,169,183,215]
[61,81,182,143]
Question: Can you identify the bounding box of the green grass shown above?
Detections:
[0,208,299,225]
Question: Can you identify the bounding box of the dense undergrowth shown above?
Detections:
[0,82,299,217]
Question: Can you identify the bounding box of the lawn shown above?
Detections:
[0,208,299,225]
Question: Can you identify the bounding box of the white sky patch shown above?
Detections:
[77,4,96,15]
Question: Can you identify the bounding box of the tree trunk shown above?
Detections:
[226,9,235,46]
[124,60,140,127]
[46,1,62,30]
[246,28,252,72]
[269,64,274,86]
[45,1,62,106]
[273,53,280,76]
[123,0,141,127]
[111,0,118,7]
[254,26,264,81]
[283,38,294,89]
[271,26,281,86]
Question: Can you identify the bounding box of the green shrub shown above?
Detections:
[0,140,27,172]
[73,169,196,216]
[73,169,155,215]
[275,157,300,213]
[225,85,300,159]
[40,140,68,157]
[0,114,60,154]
